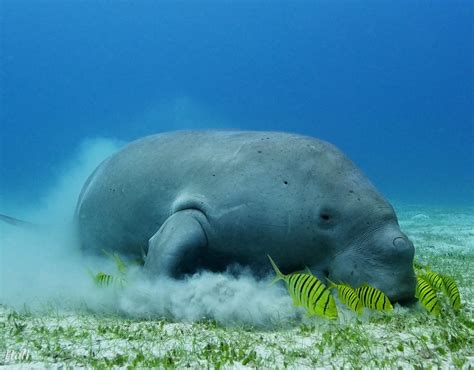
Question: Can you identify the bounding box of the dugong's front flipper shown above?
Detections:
[144,209,208,276]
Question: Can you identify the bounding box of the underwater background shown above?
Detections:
[1,0,472,208]
[1,3,474,367]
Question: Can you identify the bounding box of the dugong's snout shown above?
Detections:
[386,236,417,304]
[328,229,417,305]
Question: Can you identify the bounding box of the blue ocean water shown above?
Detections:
[1,1,472,206]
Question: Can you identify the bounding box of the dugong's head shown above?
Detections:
[305,142,416,304]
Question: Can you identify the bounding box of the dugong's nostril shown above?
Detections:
[392,236,415,261]
[393,237,408,248]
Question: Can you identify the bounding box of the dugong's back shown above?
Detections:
[76,130,376,261]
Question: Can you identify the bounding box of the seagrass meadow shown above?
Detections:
[1,206,473,369]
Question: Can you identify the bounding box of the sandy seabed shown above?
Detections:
[1,204,473,369]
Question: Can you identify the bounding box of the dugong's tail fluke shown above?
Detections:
[0,214,35,228]
[267,255,286,285]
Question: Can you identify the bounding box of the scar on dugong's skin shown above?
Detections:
[75,130,416,303]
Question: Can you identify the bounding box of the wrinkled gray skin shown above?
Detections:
[76,130,416,303]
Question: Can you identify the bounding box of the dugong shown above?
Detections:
[76,130,416,303]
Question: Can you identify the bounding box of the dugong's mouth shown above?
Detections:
[383,280,417,306]
[362,278,417,306]
[325,268,417,306]
[395,295,417,306]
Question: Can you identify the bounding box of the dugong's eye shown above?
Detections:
[320,213,331,221]
[317,208,337,229]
